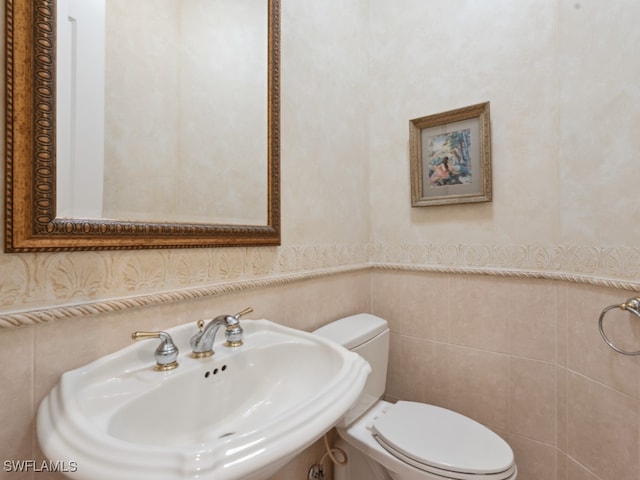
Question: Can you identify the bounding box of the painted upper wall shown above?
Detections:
[369,0,640,253]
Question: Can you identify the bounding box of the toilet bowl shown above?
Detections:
[313,314,517,480]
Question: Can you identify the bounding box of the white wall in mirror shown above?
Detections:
[56,0,106,219]
[57,0,268,225]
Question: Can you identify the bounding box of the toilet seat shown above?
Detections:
[372,402,516,480]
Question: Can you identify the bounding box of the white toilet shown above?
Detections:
[314,314,517,480]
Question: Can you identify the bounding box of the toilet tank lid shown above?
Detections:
[313,313,388,350]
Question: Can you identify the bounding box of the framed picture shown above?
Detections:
[409,102,492,207]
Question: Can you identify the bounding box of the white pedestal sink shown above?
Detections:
[37,319,371,480]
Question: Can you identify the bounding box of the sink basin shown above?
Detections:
[37,319,370,480]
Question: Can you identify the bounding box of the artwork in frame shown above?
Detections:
[409,102,492,207]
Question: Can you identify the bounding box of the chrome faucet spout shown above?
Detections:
[190,307,253,358]
[190,317,227,358]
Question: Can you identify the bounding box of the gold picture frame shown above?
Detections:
[409,102,492,207]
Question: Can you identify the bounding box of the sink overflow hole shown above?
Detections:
[203,365,228,379]
[219,432,235,439]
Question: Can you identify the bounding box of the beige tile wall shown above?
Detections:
[4,269,639,480]
[0,271,370,480]
[373,270,640,480]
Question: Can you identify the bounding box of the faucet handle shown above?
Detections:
[225,307,253,347]
[233,307,253,319]
[132,331,179,371]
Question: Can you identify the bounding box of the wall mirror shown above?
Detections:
[5,0,280,252]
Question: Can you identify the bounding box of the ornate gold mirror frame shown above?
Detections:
[5,0,280,252]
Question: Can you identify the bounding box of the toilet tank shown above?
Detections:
[313,314,389,426]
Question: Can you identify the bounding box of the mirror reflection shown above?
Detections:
[56,0,268,225]
[5,0,280,252]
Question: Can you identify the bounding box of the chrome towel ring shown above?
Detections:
[599,297,640,356]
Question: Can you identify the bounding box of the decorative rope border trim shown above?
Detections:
[2,263,639,328]
[373,263,640,292]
